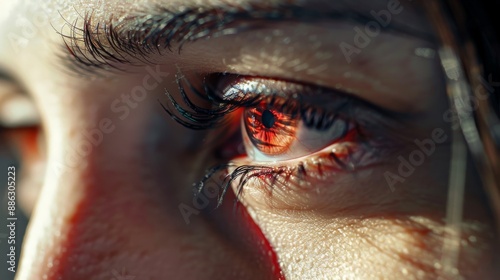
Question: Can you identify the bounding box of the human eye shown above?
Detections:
[164,69,419,209]
[233,78,354,162]
[216,76,390,167]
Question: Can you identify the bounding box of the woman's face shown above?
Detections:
[0,0,497,279]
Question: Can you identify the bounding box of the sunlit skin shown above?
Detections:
[0,0,498,280]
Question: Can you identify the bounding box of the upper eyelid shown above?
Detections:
[163,72,406,134]
[57,3,434,77]
[220,76,410,120]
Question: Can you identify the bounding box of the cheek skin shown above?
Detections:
[16,81,280,280]
[244,210,495,280]
[235,147,497,279]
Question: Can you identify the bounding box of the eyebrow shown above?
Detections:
[59,2,433,76]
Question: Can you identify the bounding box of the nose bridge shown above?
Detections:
[15,108,112,278]
[14,94,155,279]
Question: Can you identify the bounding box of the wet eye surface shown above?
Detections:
[244,102,299,156]
[243,99,351,161]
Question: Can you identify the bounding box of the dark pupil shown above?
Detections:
[261,109,276,129]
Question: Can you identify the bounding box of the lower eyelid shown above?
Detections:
[227,139,386,200]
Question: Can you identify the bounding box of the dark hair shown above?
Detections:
[451,0,500,113]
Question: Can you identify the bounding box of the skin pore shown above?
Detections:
[0,0,498,279]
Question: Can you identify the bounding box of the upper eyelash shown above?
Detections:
[161,74,263,130]
[162,72,361,132]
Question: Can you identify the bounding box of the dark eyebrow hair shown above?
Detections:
[59,2,433,76]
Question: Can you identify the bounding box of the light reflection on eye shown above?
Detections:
[210,76,379,165]
[241,97,351,162]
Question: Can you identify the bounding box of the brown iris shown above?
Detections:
[244,102,299,155]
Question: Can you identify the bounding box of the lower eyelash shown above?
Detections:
[196,163,290,208]
[195,140,376,208]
